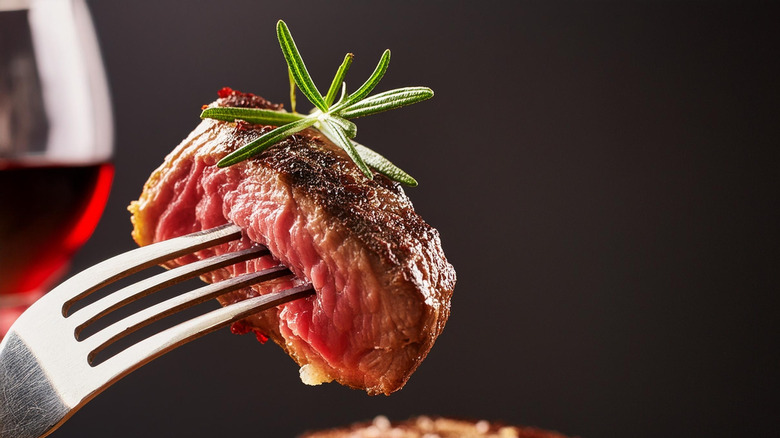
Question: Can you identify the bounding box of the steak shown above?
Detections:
[128,89,456,395]
[300,416,573,438]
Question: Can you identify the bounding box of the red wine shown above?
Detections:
[0,162,113,303]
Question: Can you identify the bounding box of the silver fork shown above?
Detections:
[0,224,313,438]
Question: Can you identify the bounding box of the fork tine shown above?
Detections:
[83,266,294,363]
[70,245,270,338]
[91,284,314,389]
[60,224,243,315]
[0,223,314,438]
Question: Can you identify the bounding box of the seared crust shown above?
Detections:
[217,91,444,290]
[233,126,455,330]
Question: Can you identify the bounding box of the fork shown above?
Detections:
[0,224,313,438]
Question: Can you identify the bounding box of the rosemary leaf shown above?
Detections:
[324,53,353,108]
[276,20,327,111]
[333,82,348,107]
[328,116,357,138]
[288,68,297,113]
[335,49,391,110]
[340,87,434,119]
[319,119,372,178]
[201,107,303,125]
[353,142,418,187]
[217,117,316,168]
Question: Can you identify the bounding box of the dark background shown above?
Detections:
[58,1,776,437]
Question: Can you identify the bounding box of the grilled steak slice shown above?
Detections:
[129,89,456,395]
[300,416,572,438]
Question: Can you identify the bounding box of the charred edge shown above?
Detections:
[215,87,284,111]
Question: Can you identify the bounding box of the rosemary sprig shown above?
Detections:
[200,19,433,187]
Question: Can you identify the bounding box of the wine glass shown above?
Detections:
[0,0,113,336]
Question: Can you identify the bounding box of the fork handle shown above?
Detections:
[0,332,70,438]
